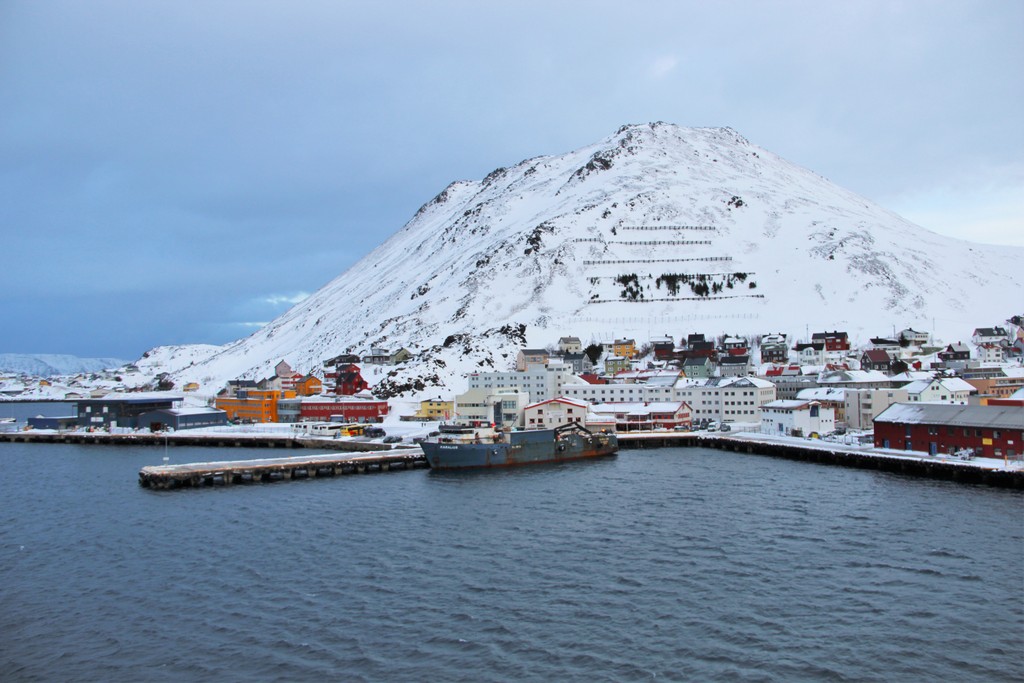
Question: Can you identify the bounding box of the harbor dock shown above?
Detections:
[0,430,398,452]
[138,450,428,489]
[618,432,1024,488]
[4,427,1020,490]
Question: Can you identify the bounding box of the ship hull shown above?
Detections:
[421,428,618,470]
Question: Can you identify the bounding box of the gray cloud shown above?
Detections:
[1,0,1020,358]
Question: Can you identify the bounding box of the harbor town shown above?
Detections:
[3,320,1022,487]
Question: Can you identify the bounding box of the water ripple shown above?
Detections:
[1,443,1021,682]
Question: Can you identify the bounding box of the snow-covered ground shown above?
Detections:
[108,122,1020,400]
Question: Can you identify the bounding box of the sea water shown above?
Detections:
[1,442,1021,682]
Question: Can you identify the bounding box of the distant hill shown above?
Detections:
[0,354,129,377]
[152,122,1021,397]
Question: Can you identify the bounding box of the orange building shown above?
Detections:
[215,389,295,423]
[295,375,323,397]
[612,338,637,359]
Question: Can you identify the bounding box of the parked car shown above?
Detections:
[364,427,386,438]
[382,435,403,444]
[706,421,720,431]
[719,423,731,432]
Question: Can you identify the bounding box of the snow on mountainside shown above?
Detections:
[0,354,129,376]
[162,122,1023,398]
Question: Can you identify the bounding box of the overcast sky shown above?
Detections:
[2,0,1021,360]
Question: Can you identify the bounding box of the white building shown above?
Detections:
[899,328,930,346]
[843,387,910,431]
[557,337,583,354]
[562,380,673,404]
[523,397,590,430]
[588,401,692,431]
[454,388,529,428]
[466,363,579,403]
[760,400,835,437]
[673,376,777,423]
[902,377,975,404]
[795,387,846,425]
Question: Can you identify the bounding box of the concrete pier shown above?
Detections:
[618,432,1024,489]
[138,450,428,490]
[0,431,401,452]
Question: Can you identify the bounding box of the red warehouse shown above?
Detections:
[873,403,1023,459]
[297,397,390,423]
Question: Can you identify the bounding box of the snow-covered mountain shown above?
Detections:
[0,353,129,377]
[158,122,1023,397]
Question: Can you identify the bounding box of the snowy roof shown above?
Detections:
[939,377,977,393]
[889,371,934,382]
[818,370,889,384]
[875,403,1022,429]
[151,407,225,417]
[763,399,818,411]
[78,392,183,403]
[295,395,386,404]
[675,376,774,389]
[590,401,686,415]
[796,387,846,401]
[526,396,589,410]
[902,377,976,395]
[645,372,681,387]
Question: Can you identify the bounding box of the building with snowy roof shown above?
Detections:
[454,388,529,429]
[76,392,184,430]
[137,406,228,431]
[467,363,579,404]
[873,403,1023,458]
[796,387,847,425]
[818,369,892,388]
[523,397,590,430]
[674,376,776,423]
[843,387,909,431]
[760,400,835,437]
[587,401,692,432]
[902,377,975,404]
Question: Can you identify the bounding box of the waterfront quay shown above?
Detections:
[138,450,428,489]
[4,428,1021,489]
[618,432,1024,488]
[0,430,397,452]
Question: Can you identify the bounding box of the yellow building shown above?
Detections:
[613,338,637,359]
[415,398,454,420]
